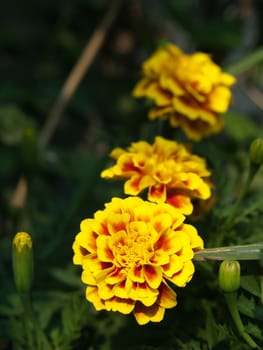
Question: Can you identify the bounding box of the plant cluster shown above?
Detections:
[0,1,263,350]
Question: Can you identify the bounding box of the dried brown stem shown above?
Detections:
[39,0,122,147]
[11,0,122,209]
[245,86,263,111]
[10,176,28,208]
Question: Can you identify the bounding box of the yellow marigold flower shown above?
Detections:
[72,197,203,325]
[133,43,236,140]
[101,136,212,216]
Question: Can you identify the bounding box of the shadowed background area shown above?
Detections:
[0,1,263,349]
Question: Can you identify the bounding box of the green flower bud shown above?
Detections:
[249,138,263,165]
[12,232,34,294]
[218,260,240,293]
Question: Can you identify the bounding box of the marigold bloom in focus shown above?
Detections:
[73,197,203,325]
[101,136,212,216]
[133,43,236,140]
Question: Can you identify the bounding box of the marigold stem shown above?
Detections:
[20,293,53,350]
[225,47,263,75]
[224,292,260,349]
[225,160,260,230]
[194,243,263,261]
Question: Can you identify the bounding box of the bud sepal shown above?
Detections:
[12,232,34,294]
[218,260,240,293]
[249,138,263,165]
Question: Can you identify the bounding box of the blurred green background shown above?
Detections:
[1,0,263,349]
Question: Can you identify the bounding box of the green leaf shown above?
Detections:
[241,276,261,298]
[245,322,263,340]
[238,293,255,318]
[174,338,202,350]
[225,47,263,75]
[206,312,229,349]
[50,265,83,288]
[0,105,36,145]
[224,111,263,142]
[234,193,263,225]
[254,305,263,321]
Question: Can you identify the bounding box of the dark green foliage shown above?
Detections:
[0,0,263,349]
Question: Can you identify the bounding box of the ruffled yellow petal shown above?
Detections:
[132,42,236,140]
[143,265,163,289]
[151,213,173,233]
[105,267,127,285]
[94,266,116,284]
[167,193,193,215]
[105,297,135,314]
[168,260,195,287]
[75,226,96,254]
[162,254,184,277]
[96,236,114,262]
[82,253,110,275]
[110,147,126,159]
[149,106,175,121]
[98,281,115,300]
[128,265,145,283]
[72,240,83,265]
[220,72,236,86]
[158,282,177,308]
[132,78,152,97]
[208,85,232,113]
[149,183,167,202]
[182,224,204,251]
[155,229,183,255]
[129,282,159,306]
[146,83,172,106]
[113,280,130,299]
[134,302,165,325]
[150,248,170,265]
[86,286,105,311]
[107,213,131,235]
[81,269,96,285]
[73,197,203,325]
[184,173,211,199]
[160,74,184,96]
[125,176,141,194]
[101,136,213,217]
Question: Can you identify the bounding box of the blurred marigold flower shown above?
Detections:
[101,136,212,216]
[133,43,236,140]
[72,197,203,325]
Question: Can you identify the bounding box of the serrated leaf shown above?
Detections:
[254,305,263,321]
[246,321,263,340]
[198,304,229,350]
[238,293,255,318]
[50,265,83,288]
[175,338,202,350]
[241,276,261,298]
[234,193,263,225]
[0,104,36,145]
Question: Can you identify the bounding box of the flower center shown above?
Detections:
[114,224,154,268]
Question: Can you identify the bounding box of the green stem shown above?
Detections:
[225,162,260,230]
[224,292,260,349]
[194,242,263,261]
[260,277,263,305]
[225,47,263,75]
[20,293,53,350]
